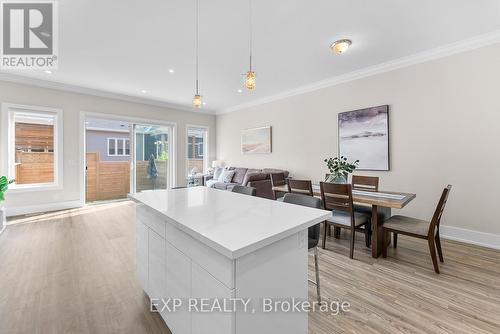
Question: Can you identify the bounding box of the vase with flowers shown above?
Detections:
[324,156,359,184]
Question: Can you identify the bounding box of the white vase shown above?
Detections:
[0,206,6,235]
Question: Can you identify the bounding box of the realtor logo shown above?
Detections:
[1,0,58,69]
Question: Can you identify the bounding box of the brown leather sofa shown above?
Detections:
[205,167,289,199]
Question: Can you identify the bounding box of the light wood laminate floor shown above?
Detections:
[1,201,499,334]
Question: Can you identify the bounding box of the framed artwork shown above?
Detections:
[241,126,272,154]
[338,105,390,171]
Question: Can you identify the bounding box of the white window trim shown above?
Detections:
[107,137,130,157]
[1,103,63,193]
[186,124,208,175]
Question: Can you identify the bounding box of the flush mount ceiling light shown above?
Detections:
[192,0,202,108]
[330,39,352,54]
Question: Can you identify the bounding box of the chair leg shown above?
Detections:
[314,247,321,303]
[334,226,341,238]
[327,225,332,236]
[435,234,444,262]
[322,222,328,249]
[364,225,370,248]
[349,227,355,259]
[382,229,388,258]
[393,233,398,248]
[428,238,440,274]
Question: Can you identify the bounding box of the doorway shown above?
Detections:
[85,118,131,202]
[83,114,175,204]
[132,124,172,193]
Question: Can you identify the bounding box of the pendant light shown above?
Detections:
[245,0,256,90]
[192,0,202,107]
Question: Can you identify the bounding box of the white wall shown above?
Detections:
[0,81,216,215]
[216,43,500,241]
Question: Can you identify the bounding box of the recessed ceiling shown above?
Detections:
[1,0,500,113]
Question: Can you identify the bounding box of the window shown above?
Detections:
[2,103,63,190]
[107,138,130,156]
[186,126,208,175]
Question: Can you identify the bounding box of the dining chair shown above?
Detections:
[282,193,323,302]
[352,175,379,192]
[231,185,256,196]
[382,185,452,273]
[347,175,380,245]
[270,172,287,200]
[320,182,370,259]
[288,179,313,196]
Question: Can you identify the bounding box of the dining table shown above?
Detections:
[271,183,416,258]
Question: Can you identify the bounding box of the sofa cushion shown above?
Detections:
[213,167,223,181]
[206,179,218,188]
[262,168,289,179]
[213,182,238,190]
[231,168,248,185]
[242,172,268,186]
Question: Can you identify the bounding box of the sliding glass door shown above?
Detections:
[132,124,173,193]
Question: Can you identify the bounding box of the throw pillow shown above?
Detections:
[218,170,235,183]
[213,167,223,180]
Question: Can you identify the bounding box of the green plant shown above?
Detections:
[158,151,168,161]
[0,176,15,202]
[324,156,359,182]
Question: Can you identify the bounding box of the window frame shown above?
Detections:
[1,103,64,192]
[185,125,208,175]
[107,137,130,157]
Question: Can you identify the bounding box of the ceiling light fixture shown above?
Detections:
[244,0,256,90]
[237,89,243,93]
[168,69,175,73]
[141,89,147,94]
[44,70,52,74]
[192,0,202,108]
[330,39,352,54]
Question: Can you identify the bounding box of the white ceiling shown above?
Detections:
[2,0,500,113]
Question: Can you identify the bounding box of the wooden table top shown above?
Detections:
[272,184,416,209]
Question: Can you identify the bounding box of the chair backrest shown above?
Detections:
[270,172,286,186]
[320,182,354,213]
[428,185,452,236]
[282,193,322,248]
[352,175,379,192]
[231,185,256,196]
[288,179,313,196]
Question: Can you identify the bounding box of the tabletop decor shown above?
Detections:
[0,176,15,234]
[338,105,389,170]
[324,156,359,183]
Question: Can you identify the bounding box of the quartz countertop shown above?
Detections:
[129,187,331,259]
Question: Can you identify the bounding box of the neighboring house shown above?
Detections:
[86,129,130,162]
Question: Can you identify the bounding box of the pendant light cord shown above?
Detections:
[248,0,253,71]
[195,0,199,94]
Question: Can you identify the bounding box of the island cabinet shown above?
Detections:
[131,187,330,334]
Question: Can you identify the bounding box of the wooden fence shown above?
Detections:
[15,152,54,184]
[86,153,130,202]
[86,152,168,202]
[187,159,204,174]
[136,160,168,192]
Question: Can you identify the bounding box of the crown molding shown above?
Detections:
[218,30,500,114]
[0,73,217,115]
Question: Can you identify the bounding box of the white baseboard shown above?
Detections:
[440,225,500,251]
[5,200,84,217]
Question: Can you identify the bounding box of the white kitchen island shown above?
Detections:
[130,187,330,334]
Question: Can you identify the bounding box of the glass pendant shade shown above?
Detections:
[192,94,202,108]
[245,71,256,90]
